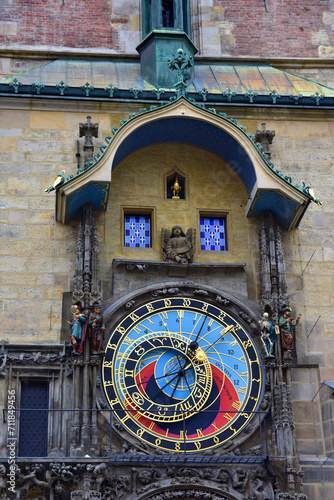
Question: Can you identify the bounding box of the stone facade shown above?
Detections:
[0,1,334,499]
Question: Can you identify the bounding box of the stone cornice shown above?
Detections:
[0,45,334,69]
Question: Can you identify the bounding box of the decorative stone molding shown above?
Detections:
[73,203,102,310]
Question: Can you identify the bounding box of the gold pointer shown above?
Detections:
[204,324,234,352]
[187,325,235,366]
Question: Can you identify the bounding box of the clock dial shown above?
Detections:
[101,297,263,452]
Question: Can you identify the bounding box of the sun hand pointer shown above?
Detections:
[202,324,235,353]
[188,325,235,364]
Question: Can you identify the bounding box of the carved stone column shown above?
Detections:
[259,210,289,325]
[71,203,102,456]
[259,211,305,497]
[73,203,102,308]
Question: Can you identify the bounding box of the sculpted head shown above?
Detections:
[171,225,185,237]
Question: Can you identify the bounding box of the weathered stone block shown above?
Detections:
[297,438,324,455]
[0,128,21,137]
[27,225,51,239]
[295,423,324,441]
[312,30,331,45]
[30,111,66,129]
[291,367,318,384]
[293,401,321,423]
[23,129,58,139]
[18,287,45,299]
[27,257,53,273]
[17,139,62,153]
[323,11,334,24]
[0,223,26,238]
[7,177,41,196]
[0,138,16,151]
[4,272,37,286]
[28,238,55,255]
[0,286,18,299]
[13,153,24,162]
[36,274,54,286]
[315,483,334,500]
[0,152,12,162]
[0,238,28,255]
[25,211,54,224]
[8,210,25,223]
[291,382,318,401]
[4,299,50,313]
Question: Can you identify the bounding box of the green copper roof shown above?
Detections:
[1,58,334,99]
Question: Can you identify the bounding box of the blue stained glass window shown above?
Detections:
[200,217,226,251]
[125,215,151,248]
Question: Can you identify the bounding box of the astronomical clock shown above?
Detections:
[101,290,264,453]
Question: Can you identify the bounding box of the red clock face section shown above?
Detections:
[101,297,263,452]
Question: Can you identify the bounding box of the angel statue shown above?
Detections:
[162,225,196,264]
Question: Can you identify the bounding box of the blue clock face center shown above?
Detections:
[155,350,196,400]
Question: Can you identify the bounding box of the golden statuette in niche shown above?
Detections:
[171,176,182,199]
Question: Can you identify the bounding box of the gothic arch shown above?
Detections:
[56,97,312,229]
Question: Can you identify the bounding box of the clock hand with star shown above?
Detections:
[184,324,235,369]
[202,324,234,353]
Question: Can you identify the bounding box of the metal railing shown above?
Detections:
[2,407,269,464]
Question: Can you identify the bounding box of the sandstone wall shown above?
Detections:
[0,101,333,374]
[0,100,333,489]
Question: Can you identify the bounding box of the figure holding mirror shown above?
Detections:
[67,303,87,355]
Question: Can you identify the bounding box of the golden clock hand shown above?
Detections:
[183,325,235,368]
[188,313,208,352]
[158,313,170,333]
[203,324,234,353]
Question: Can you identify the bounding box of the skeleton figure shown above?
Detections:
[259,312,276,357]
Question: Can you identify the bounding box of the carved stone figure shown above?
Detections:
[254,122,275,156]
[217,469,230,490]
[15,465,50,499]
[88,304,105,355]
[137,468,160,486]
[79,115,99,164]
[92,463,107,491]
[67,303,87,355]
[259,312,276,357]
[232,468,248,492]
[250,467,274,500]
[152,287,179,297]
[162,225,195,263]
[279,306,302,354]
